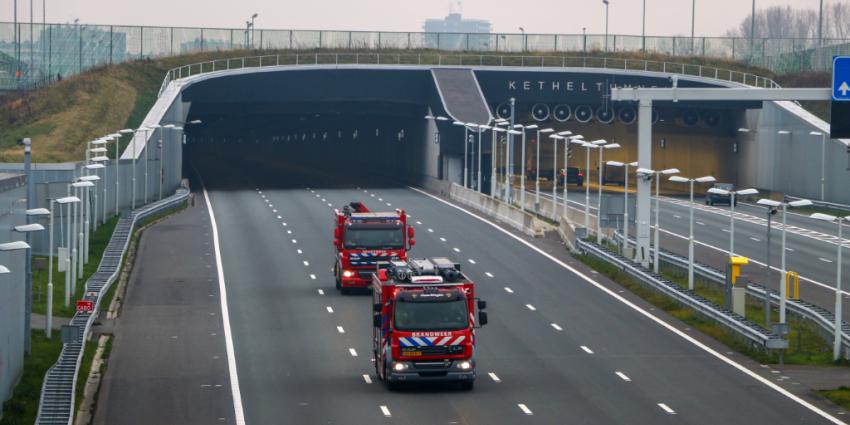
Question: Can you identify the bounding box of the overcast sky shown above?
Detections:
[8,0,831,37]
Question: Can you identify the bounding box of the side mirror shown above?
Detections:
[478,311,488,326]
[373,314,381,328]
[408,238,416,247]
[373,303,382,313]
[407,227,415,239]
[477,300,487,310]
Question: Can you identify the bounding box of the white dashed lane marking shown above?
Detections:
[504,287,514,293]
[658,403,676,414]
[317,289,324,295]
[468,259,476,264]
[440,237,447,242]
[551,323,563,331]
[819,258,833,263]
[616,371,631,382]
[525,304,536,311]
[518,404,533,415]
[485,272,494,278]
[488,372,501,383]
[580,346,594,354]
[303,261,310,267]
[337,326,345,334]
[453,247,461,253]
[363,374,372,384]
[380,405,391,417]
[326,306,334,313]
[349,348,358,357]
[310,274,316,280]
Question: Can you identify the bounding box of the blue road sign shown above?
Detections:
[833,56,850,101]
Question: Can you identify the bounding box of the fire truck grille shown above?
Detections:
[410,346,450,357]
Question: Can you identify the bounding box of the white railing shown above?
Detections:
[158,53,781,96]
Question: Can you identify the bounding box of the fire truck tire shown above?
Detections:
[384,365,400,391]
[460,381,475,391]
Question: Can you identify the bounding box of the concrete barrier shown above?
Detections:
[448,183,548,237]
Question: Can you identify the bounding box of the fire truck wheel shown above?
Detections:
[384,365,400,391]
[460,381,474,391]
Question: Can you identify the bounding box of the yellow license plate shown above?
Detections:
[405,351,422,356]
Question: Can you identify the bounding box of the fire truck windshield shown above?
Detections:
[394,298,469,331]
[343,225,404,250]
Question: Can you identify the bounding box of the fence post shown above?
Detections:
[242,57,245,68]
[277,54,280,66]
[290,31,293,49]
[260,30,263,49]
[140,26,144,59]
[319,31,323,49]
[109,26,113,64]
[201,28,205,51]
[170,27,174,56]
[408,32,411,49]
[79,26,83,73]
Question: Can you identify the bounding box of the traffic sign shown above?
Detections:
[832,56,850,101]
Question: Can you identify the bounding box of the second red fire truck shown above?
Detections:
[333,202,414,293]
[372,257,488,390]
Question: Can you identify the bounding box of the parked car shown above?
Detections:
[705,183,736,206]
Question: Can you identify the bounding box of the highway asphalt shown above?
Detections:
[93,198,236,425]
[197,162,844,424]
[537,189,850,322]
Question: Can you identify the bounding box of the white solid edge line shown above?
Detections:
[202,186,246,425]
[406,185,846,425]
[380,405,391,417]
[518,404,533,415]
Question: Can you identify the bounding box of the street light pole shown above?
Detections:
[810,213,847,361]
[691,0,696,54]
[670,175,716,289]
[810,131,827,200]
[603,0,610,52]
[596,141,620,244]
[535,128,553,212]
[47,199,54,338]
[642,0,646,51]
[652,168,679,273]
[549,134,565,218]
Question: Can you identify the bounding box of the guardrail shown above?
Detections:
[576,238,787,349]
[35,188,190,425]
[786,195,850,214]
[612,232,850,358]
[158,53,781,96]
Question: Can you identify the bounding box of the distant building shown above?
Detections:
[422,12,493,51]
[423,12,492,34]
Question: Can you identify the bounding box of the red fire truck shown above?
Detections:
[372,257,488,390]
[333,202,414,293]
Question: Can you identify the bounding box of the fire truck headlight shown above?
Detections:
[342,270,355,278]
[392,362,409,371]
[458,360,472,370]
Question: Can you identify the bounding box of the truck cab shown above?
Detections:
[333,202,414,293]
[372,258,488,390]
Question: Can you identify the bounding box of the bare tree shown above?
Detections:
[728,1,850,40]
